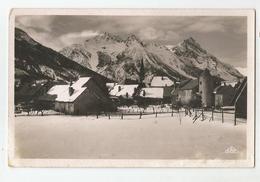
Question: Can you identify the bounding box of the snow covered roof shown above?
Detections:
[150,76,174,87]
[109,84,138,98]
[139,88,164,99]
[220,81,238,87]
[47,77,91,102]
[48,85,68,95]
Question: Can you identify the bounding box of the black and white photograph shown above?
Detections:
[8,9,255,167]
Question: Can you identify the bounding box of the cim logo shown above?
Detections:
[224,146,239,154]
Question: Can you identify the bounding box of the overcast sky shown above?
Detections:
[16,15,247,68]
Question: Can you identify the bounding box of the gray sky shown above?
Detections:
[16,15,247,68]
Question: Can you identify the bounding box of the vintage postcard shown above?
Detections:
[9,9,255,167]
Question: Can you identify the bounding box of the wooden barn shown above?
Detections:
[42,77,115,115]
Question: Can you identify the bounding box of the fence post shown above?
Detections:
[96,112,99,119]
[121,113,123,120]
[211,107,214,121]
[155,111,157,118]
[171,108,173,117]
[234,107,237,126]
[222,109,224,123]
[178,109,181,125]
[108,112,110,120]
[139,112,142,119]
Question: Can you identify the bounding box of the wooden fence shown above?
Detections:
[84,105,239,126]
[16,105,240,126]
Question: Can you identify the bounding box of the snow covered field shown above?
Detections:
[14,112,246,160]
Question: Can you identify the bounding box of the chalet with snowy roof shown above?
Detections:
[137,87,172,104]
[40,77,115,115]
[109,84,139,99]
[138,88,163,105]
[150,76,174,87]
[107,84,139,106]
[137,76,175,104]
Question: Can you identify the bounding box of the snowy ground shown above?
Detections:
[14,111,247,160]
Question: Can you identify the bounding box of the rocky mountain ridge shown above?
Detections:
[60,32,244,83]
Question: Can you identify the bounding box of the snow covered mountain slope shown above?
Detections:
[171,37,243,81]
[60,32,127,71]
[59,33,244,83]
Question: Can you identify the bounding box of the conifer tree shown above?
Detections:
[139,59,145,85]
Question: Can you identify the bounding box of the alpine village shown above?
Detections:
[15,28,247,125]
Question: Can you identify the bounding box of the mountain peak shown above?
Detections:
[177,37,207,55]
[184,36,196,42]
[126,34,139,41]
[182,37,199,47]
[126,34,141,42]
[125,34,144,46]
[91,32,122,42]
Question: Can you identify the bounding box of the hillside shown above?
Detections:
[15,28,112,86]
